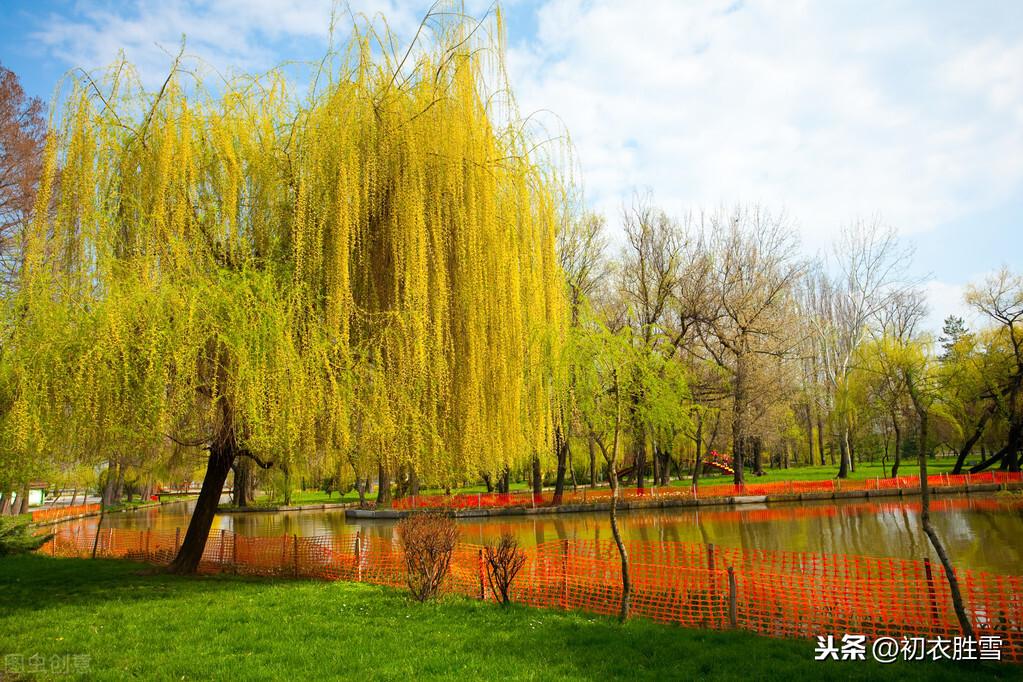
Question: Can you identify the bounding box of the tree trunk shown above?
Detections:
[482,473,493,493]
[837,429,851,479]
[102,461,118,507]
[113,465,125,504]
[0,490,12,515]
[232,457,251,507]
[891,413,902,478]
[16,485,30,514]
[168,444,235,574]
[804,404,815,466]
[588,434,597,488]
[553,435,569,505]
[816,414,826,466]
[952,406,994,474]
[752,437,763,476]
[731,435,744,486]
[531,455,542,496]
[356,477,367,508]
[970,421,1022,473]
[634,428,647,490]
[847,421,857,473]
[409,466,419,497]
[914,401,975,638]
[732,357,746,485]
[608,463,631,622]
[376,464,392,507]
[568,441,579,491]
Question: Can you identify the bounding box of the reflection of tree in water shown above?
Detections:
[70,495,1023,573]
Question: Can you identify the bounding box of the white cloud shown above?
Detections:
[30,0,421,89]
[505,0,1023,258]
[923,280,971,336]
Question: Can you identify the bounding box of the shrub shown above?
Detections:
[0,517,53,557]
[396,512,458,601]
[483,532,527,606]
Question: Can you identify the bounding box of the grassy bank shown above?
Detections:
[259,458,965,509]
[0,555,1011,681]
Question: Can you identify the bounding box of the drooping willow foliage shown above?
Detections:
[5,8,567,489]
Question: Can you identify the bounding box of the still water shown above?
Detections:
[93,493,1023,575]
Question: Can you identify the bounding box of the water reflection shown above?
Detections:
[92,494,1023,574]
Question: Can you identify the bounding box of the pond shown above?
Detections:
[83,492,1023,575]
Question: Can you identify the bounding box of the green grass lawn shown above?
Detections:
[0,555,1012,681]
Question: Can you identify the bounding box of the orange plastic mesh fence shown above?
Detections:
[36,524,1023,660]
[391,472,1023,511]
[31,503,102,523]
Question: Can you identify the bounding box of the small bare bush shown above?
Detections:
[484,532,527,606]
[396,512,458,601]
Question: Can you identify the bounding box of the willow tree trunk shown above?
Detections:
[0,490,12,515]
[691,414,704,492]
[634,428,647,490]
[168,444,235,574]
[588,435,597,488]
[837,429,852,479]
[16,485,30,514]
[913,396,974,637]
[608,465,631,622]
[531,455,542,496]
[891,414,902,478]
[356,478,367,508]
[970,421,1022,473]
[409,466,419,497]
[102,461,118,507]
[553,437,569,505]
[376,464,392,507]
[233,457,251,507]
[952,407,992,473]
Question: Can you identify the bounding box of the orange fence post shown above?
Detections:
[355,531,362,582]
[727,566,737,628]
[561,539,569,610]
[293,534,299,577]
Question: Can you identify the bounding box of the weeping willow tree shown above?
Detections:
[9,7,566,573]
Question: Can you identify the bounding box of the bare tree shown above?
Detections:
[556,211,608,502]
[617,196,684,488]
[807,219,913,478]
[699,206,804,484]
[0,64,46,290]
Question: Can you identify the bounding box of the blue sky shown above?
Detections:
[2,0,1021,332]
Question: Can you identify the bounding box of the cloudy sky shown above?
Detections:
[2,0,1021,332]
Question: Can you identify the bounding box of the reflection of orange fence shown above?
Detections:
[31,503,101,523]
[392,472,1023,511]
[38,525,1023,661]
